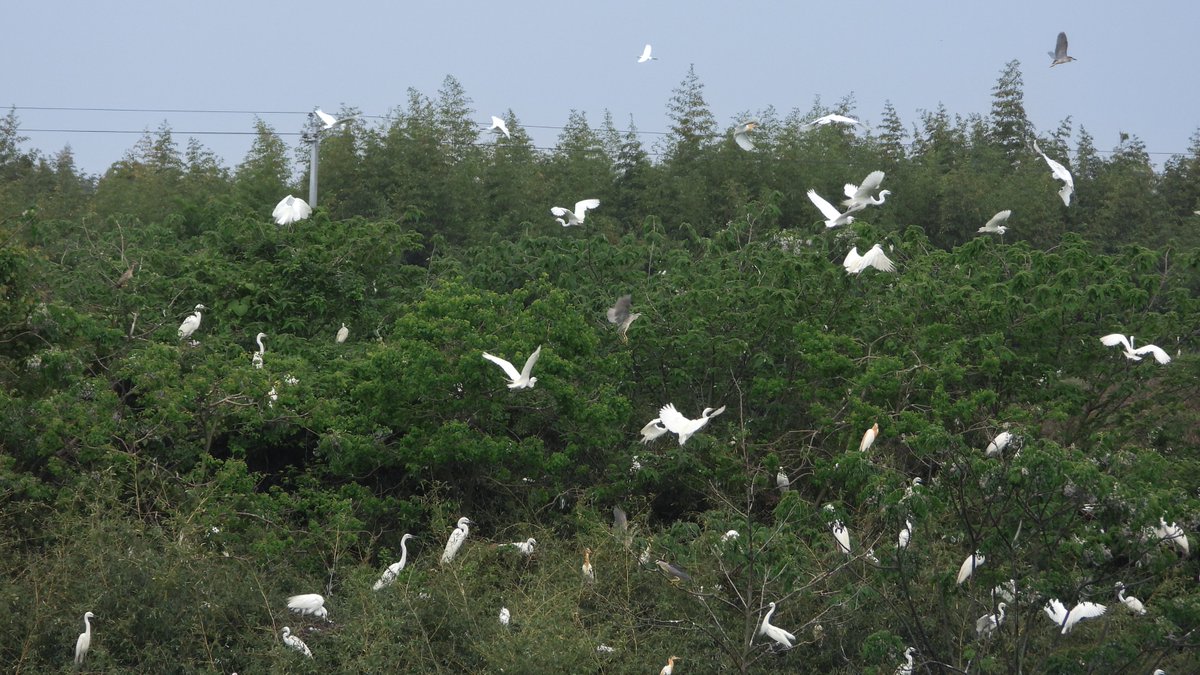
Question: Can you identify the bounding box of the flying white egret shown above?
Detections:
[482,345,542,389]
[336,323,349,344]
[1032,140,1075,206]
[1049,32,1076,66]
[74,611,94,665]
[976,603,1007,639]
[843,245,896,274]
[499,607,511,626]
[733,121,759,151]
[637,44,657,63]
[776,469,790,493]
[607,295,642,342]
[721,529,740,542]
[831,520,852,555]
[859,422,879,452]
[550,198,600,226]
[803,114,861,129]
[1100,333,1171,365]
[503,537,537,556]
[441,517,472,564]
[488,115,511,139]
[898,518,913,549]
[895,647,916,675]
[287,594,329,620]
[658,403,727,445]
[252,332,266,369]
[985,431,1013,458]
[759,601,797,649]
[582,547,595,582]
[957,551,985,584]
[273,194,313,226]
[842,171,890,209]
[660,655,680,675]
[978,210,1012,235]
[373,533,415,590]
[313,108,355,130]
[1115,582,1146,615]
[177,304,206,339]
[640,417,669,443]
[1043,598,1107,633]
[281,627,313,658]
[807,189,862,228]
[656,559,691,583]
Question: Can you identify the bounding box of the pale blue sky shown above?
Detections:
[8,1,1199,175]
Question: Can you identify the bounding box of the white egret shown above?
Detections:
[287,594,329,620]
[75,611,94,665]
[637,44,657,63]
[721,529,740,542]
[658,403,727,445]
[733,121,758,151]
[656,559,691,583]
[582,547,595,582]
[177,304,206,340]
[441,517,472,564]
[859,422,879,452]
[1100,333,1171,365]
[1032,140,1075,206]
[842,171,890,209]
[252,332,266,369]
[639,542,652,565]
[613,506,628,533]
[313,108,354,130]
[482,345,542,389]
[985,431,1013,458]
[976,603,1007,639]
[1115,582,1146,615]
[956,551,985,584]
[807,189,863,228]
[803,114,861,129]
[895,647,916,675]
[1154,518,1189,555]
[499,606,511,626]
[660,655,680,675]
[1049,32,1076,66]
[639,418,669,444]
[993,579,1018,604]
[898,518,913,549]
[759,601,797,649]
[489,115,511,139]
[273,194,313,226]
[550,198,600,226]
[831,520,852,555]
[776,469,790,493]
[903,478,923,501]
[336,323,349,344]
[843,245,896,274]
[373,533,415,591]
[606,294,642,342]
[281,627,313,658]
[978,210,1012,235]
[503,537,537,556]
[267,383,278,408]
[1043,598,1107,633]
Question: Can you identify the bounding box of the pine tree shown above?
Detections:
[989,60,1030,157]
[877,100,907,163]
[663,64,717,162]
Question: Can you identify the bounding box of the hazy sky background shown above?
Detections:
[8,1,1199,176]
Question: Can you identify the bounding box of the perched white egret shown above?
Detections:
[550,198,600,226]
[660,655,680,675]
[776,469,790,493]
[640,417,669,443]
[489,115,511,139]
[1154,518,1189,555]
[607,295,642,342]
[903,478,923,500]
[1100,333,1171,365]
[721,529,740,542]
[273,194,313,226]
[287,594,329,620]
[843,245,896,274]
[658,403,727,445]
[759,601,797,649]
[733,121,759,151]
[803,114,861,129]
[499,606,511,626]
[957,551,985,584]
[895,647,916,675]
[831,520,852,555]
[482,345,542,389]
[842,171,890,209]
[985,431,1013,458]
[898,518,913,549]
[979,210,1012,235]
[976,603,1007,639]
[267,383,278,408]
[1115,582,1146,615]
[807,189,863,228]
[1032,140,1075,206]
[1049,32,1076,66]
[503,537,537,556]
[637,44,657,62]
[252,332,266,369]
[441,517,472,564]
[336,323,349,344]
[177,304,206,339]
[993,579,1018,604]
[656,559,691,583]
[281,627,313,658]
[859,422,880,452]
[582,547,595,582]
[373,533,415,590]
[1044,598,1107,633]
[74,611,94,665]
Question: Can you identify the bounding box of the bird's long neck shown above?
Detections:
[257,336,265,353]
[83,615,91,635]
[399,538,409,565]
[764,604,776,624]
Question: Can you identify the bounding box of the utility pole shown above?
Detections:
[308,132,320,207]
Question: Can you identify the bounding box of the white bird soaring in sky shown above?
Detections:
[759,601,797,649]
[75,611,94,665]
[976,603,1007,639]
[859,422,879,452]
[842,171,890,209]
[985,431,1013,458]
[441,517,472,564]
[1033,140,1075,206]
[286,594,329,620]
[803,114,861,129]
[373,533,415,590]
[807,189,863,228]
[979,210,1012,235]
[658,403,726,445]
[607,294,642,342]
[637,44,657,63]
[551,198,600,226]
[503,537,537,556]
[489,115,511,139]
[1043,598,1107,633]
[314,108,354,130]
[1115,582,1146,615]
[273,194,313,226]
[482,345,542,389]
[843,245,896,274]
[957,551,985,584]
[178,304,206,340]
[281,627,313,658]
[733,121,758,151]
[1100,333,1171,364]
[1049,31,1076,67]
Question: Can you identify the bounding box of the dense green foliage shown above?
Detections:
[1,64,1199,673]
